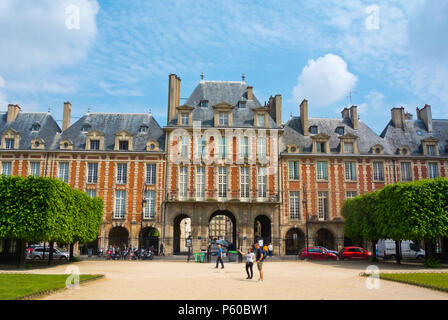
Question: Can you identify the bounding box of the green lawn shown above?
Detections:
[380,273,448,292]
[0,274,102,300]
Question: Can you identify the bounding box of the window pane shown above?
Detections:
[179,166,188,198]
[196,167,205,199]
[115,190,126,219]
[289,191,300,220]
[90,140,100,150]
[401,162,412,181]
[345,161,356,181]
[429,163,439,178]
[1,162,12,177]
[117,163,127,184]
[144,191,156,219]
[240,167,250,199]
[289,161,299,180]
[257,167,267,198]
[87,163,98,183]
[30,162,40,176]
[373,162,384,181]
[146,164,156,185]
[5,139,14,149]
[318,192,329,220]
[58,162,69,183]
[344,142,354,153]
[87,189,97,198]
[317,161,327,180]
[218,167,227,198]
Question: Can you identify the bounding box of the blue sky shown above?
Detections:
[0,0,447,134]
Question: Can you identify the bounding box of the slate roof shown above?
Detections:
[167,81,279,128]
[381,119,448,156]
[0,112,61,150]
[281,116,394,155]
[51,113,165,151]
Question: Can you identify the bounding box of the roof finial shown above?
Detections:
[47,107,51,113]
[87,107,90,113]
[290,112,293,119]
[149,108,152,115]
[242,73,246,82]
[201,72,204,80]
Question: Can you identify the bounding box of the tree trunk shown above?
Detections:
[18,240,26,269]
[372,240,378,262]
[69,243,74,261]
[424,239,433,261]
[48,241,54,265]
[395,240,401,265]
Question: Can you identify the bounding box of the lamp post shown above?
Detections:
[141,187,147,250]
[302,184,309,260]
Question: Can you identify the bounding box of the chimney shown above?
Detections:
[350,105,358,130]
[7,104,21,122]
[62,101,71,131]
[416,104,433,132]
[167,74,181,123]
[391,107,406,131]
[267,95,282,127]
[300,99,309,136]
[341,107,350,119]
[247,86,254,100]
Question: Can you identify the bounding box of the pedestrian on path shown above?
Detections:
[254,243,265,281]
[268,243,273,258]
[159,242,165,256]
[238,248,255,279]
[215,244,224,269]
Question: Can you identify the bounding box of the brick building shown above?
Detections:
[1,75,447,257]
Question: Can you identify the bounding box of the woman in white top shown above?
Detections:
[238,248,255,279]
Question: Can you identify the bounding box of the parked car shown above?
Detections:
[339,247,372,260]
[299,247,338,260]
[26,246,69,260]
[377,239,425,260]
[315,246,339,256]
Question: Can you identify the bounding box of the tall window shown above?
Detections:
[316,161,328,180]
[146,164,156,185]
[87,163,98,183]
[196,137,206,157]
[429,162,439,178]
[114,190,126,219]
[116,163,127,184]
[257,167,267,199]
[179,136,189,158]
[196,167,205,199]
[30,162,40,176]
[144,191,156,219]
[288,161,299,180]
[5,139,14,149]
[346,191,357,199]
[257,137,267,158]
[240,137,249,158]
[401,162,412,182]
[181,113,189,126]
[218,137,227,158]
[318,191,329,221]
[345,161,357,181]
[179,166,188,199]
[90,140,100,150]
[86,189,97,198]
[218,167,227,199]
[426,145,436,156]
[373,162,384,181]
[289,192,300,220]
[1,162,12,177]
[257,114,265,127]
[240,167,250,199]
[344,142,354,153]
[118,140,129,151]
[58,162,69,183]
[219,112,228,126]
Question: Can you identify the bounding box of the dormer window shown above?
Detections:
[139,125,149,133]
[90,140,100,150]
[181,113,189,126]
[81,125,91,133]
[238,101,247,108]
[422,138,439,156]
[398,146,410,155]
[344,142,354,153]
[310,126,318,134]
[200,100,208,108]
[31,123,41,132]
[338,133,359,154]
[312,133,330,154]
[426,145,436,156]
[219,112,229,126]
[336,127,344,135]
[371,144,384,154]
[119,140,129,151]
[257,114,265,127]
[5,139,14,149]
[316,142,325,153]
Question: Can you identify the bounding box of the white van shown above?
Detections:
[377,239,425,260]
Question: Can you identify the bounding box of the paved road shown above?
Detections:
[10,260,448,300]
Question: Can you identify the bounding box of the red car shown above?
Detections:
[299,247,338,260]
[339,247,372,260]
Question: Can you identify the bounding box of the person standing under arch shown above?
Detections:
[215,244,224,269]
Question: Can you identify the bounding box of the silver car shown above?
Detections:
[26,246,69,260]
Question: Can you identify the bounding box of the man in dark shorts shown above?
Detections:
[254,243,264,281]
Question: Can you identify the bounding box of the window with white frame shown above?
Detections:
[86,189,97,198]
[1,162,12,177]
[196,166,205,199]
[58,162,69,183]
[316,142,326,153]
[179,136,189,158]
[401,162,412,182]
[316,161,328,180]
[240,137,249,158]
[218,137,227,158]
[116,163,127,184]
[240,167,250,199]
[346,191,357,199]
[257,114,265,127]
[87,163,98,183]
[373,162,384,181]
[196,137,206,157]
[181,113,189,126]
[288,161,299,180]
[218,167,227,199]
[144,191,156,219]
[318,191,329,221]
[345,161,357,181]
[114,190,126,219]
[344,142,354,153]
[5,139,14,149]
[146,164,156,185]
[29,162,40,176]
[257,167,267,199]
[257,137,267,158]
[118,140,129,151]
[426,145,436,156]
[90,140,100,150]
[219,112,228,126]
[179,166,188,199]
[289,191,300,220]
[429,162,439,178]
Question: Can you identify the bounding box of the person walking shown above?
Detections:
[215,244,224,269]
[254,243,265,281]
[268,243,273,258]
[238,248,255,279]
[159,242,165,256]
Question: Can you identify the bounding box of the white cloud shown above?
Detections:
[292,54,358,108]
[0,76,5,88]
[0,0,99,72]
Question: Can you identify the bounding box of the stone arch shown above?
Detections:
[140,227,160,254]
[315,228,335,250]
[173,214,191,255]
[108,226,129,248]
[208,210,237,246]
[254,215,271,245]
[285,228,305,255]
